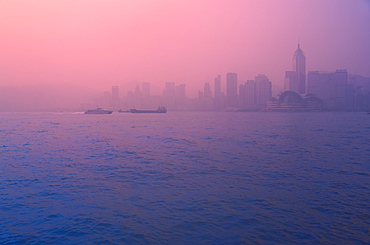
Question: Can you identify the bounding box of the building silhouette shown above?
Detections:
[239,83,246,107]
[213,75,224,110]
[285,44,306,94]
[307,69,355,110]
[255,74,272,108]
[239,80,256,108]
[226,72,238,107]
[268,91,323,111]
[204,83,212,99]
[245,80,256,106]
[175,84,187,110]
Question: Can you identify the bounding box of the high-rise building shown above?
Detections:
[140,82,151,108]
[308,69,353,110]
[332,69,348,109]
[284,71,298,92]
[111,86,119,109]
[214,75,222,110]
[204,83,212,99]
[226,72,238,107]
[239,83,246,107]
[349,74,370,111]
[255,74,272,108]
[245,80,256,106]
[285,44,306,94]
[293,44,306,94]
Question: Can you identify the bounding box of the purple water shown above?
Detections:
[1,112,369,244]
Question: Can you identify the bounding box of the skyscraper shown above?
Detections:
[141,82,151,108]
[284,71,298,92]
[226,72,238,107]
[204,83,212,99]
[245,80,256,106]
[239,83,246,107]
[255,74,272,108]
[214,75,222,110]
[285,44,306,94]
[293,44,306,94]
[175,84,186,110]
[307,69,353,110]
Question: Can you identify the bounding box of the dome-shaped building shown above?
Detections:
[277,91,303,110]
[303,95,324,110]
[267,91,324,111]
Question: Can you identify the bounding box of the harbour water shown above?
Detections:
[1,112,369,244]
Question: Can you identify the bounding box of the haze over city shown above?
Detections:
[1,0,369,97]
[2,1,370,244]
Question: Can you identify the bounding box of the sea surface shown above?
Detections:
[0,111,369,244]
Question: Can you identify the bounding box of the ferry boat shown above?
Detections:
[84,108,113,114]
[130,106,167,113]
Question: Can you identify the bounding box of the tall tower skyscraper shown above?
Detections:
[226,72,238,107]
[285,44,306,94]
[293,44,306,94]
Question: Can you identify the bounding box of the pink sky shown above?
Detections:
[0,0,369,96]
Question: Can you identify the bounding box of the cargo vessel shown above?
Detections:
[130,106,167,113]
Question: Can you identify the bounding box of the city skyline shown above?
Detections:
[1,1,370,242]
[1,0,369,94]
[1,41,370,112]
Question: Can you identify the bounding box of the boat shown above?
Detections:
[130,106,167,113]
[84,108,113,114]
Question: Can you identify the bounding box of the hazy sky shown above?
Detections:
[1,0,369,96]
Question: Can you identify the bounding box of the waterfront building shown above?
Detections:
[214,75,223,110]
[307,69,354,110]
[307,69,355,110]
[204,83,212,99]
[175,84,187,110]
[239,83,246,107]
[293,44,306,94]
[245,80,256,106]
[255,74,272,108]
[226,72,238,107]
[284,71,298,92]
[285,44,306,94]
[239,80,256,108]
[267,91,323,111]
[349,74,370,111]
